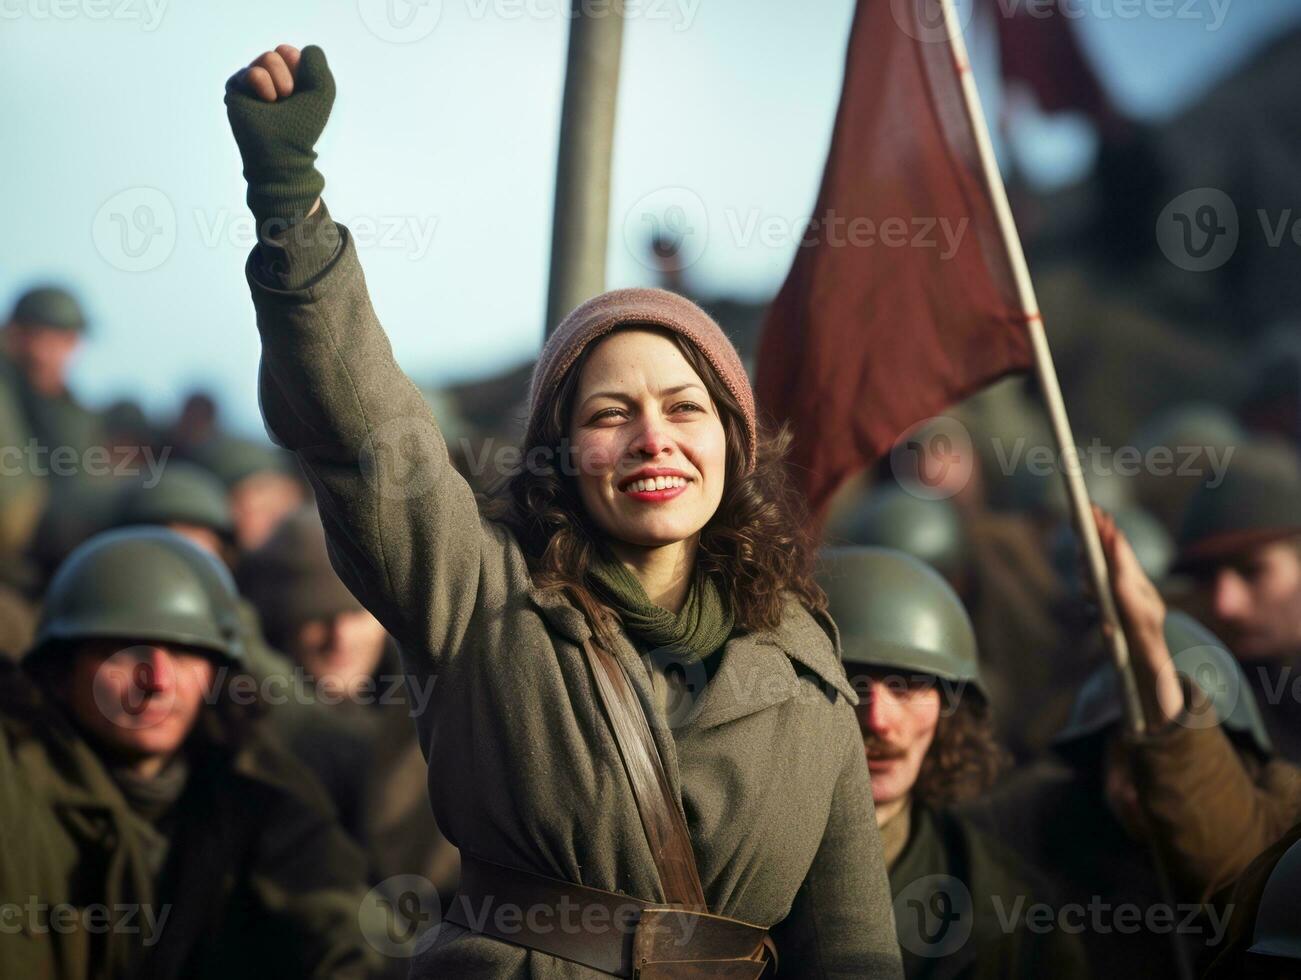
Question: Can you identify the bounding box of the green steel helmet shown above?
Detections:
[115,462,234,538]
[817,546,985,699]
[30,526,244,664]
[191,435,297,489]
[1008,453,1134,521]
[1175,441,1301,571]
[1249,837,1301,961]
[1055,611,1272,756]
[1132,402,1244,463]
[1052,506,1174,590]
[839,486,970,583]
[10,284,88,333]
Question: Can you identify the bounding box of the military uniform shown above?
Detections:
[889,804,1087,980]
[818,547,1088,979]
[962,613,1281,976]
[0,527,385,979]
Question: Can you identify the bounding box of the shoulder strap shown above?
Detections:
[581,636,708,912]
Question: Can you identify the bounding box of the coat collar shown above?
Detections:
[527,587,858,731]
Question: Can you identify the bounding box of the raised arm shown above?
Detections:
[224,46,497,664]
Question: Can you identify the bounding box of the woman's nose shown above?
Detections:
[626,413,673,458]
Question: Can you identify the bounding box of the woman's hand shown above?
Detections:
[1093,504,1186,730]
[224,44,334,228]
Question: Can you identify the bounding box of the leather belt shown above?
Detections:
[445,855,776,978]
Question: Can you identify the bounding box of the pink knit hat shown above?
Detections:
[528,288,757,473]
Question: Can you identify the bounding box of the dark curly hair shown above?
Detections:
[480,325,824,645]
[912,692,1009,808]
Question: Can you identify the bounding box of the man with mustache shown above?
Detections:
[818,546,1086,979]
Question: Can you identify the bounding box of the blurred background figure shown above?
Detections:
[819,546,1087,978]
[190,435,308,553]
[1171,441,1301,761]
[962,612,1275,978]
[2,527,383,979]
[237,507,460,927]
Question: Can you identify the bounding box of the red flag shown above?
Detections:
[986,0,1118,129]
[755,0,1033,520]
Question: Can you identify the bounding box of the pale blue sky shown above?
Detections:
[3,0,1299,436]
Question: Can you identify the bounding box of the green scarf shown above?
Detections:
[588,551,734,664]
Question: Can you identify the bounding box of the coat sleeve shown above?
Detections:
[1130,683,1301,900]
[243,210,510,667]
[769,718,904,979]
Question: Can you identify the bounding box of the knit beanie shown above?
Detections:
[528,288,757,473]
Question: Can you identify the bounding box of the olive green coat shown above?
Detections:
[888,805,1087,980]
[243,222,904,978]
[0,659,384,980]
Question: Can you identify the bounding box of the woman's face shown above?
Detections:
[569,329,728,550]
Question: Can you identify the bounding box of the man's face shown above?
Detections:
[5,323,81,396]
[290,609,388,699]
[851,670,942,820]
[229,473,305,552]
[1195,539,1301,661]
[60,641,216,765]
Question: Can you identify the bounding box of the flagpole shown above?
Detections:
[936,0,1147,738]
[545,1,625,338]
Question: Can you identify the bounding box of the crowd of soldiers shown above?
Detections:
[2,273,1300,978]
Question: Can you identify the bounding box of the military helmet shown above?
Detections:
[115,462,234,538]
[1007,454,1134,522]
[1132,402,1243,464]
[1055,610,1272,756]
[191,435,297,489]
[30,526,244,664]
[1052,506,1174,590]
[838,486,970,584]
[1175,441,1301,571]
[817,546,985,699]
[1249,837,1301,961]
[10,284,87,333]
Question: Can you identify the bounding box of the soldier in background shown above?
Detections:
[818,546,1087,979]
[1,285,100,456]
[113,460,296,688]
[1172,441,1301,761]
[238,507,460,923]
[190,435,307,552]
[962,609,1274,977]
[1,526,382,979]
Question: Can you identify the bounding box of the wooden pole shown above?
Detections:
[545,1,624,337]
[936,0,1147,738]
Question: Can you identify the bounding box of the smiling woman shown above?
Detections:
[225,42,903,979]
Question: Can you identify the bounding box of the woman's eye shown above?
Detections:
[671,402,703,415]
[591,408,626,423]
